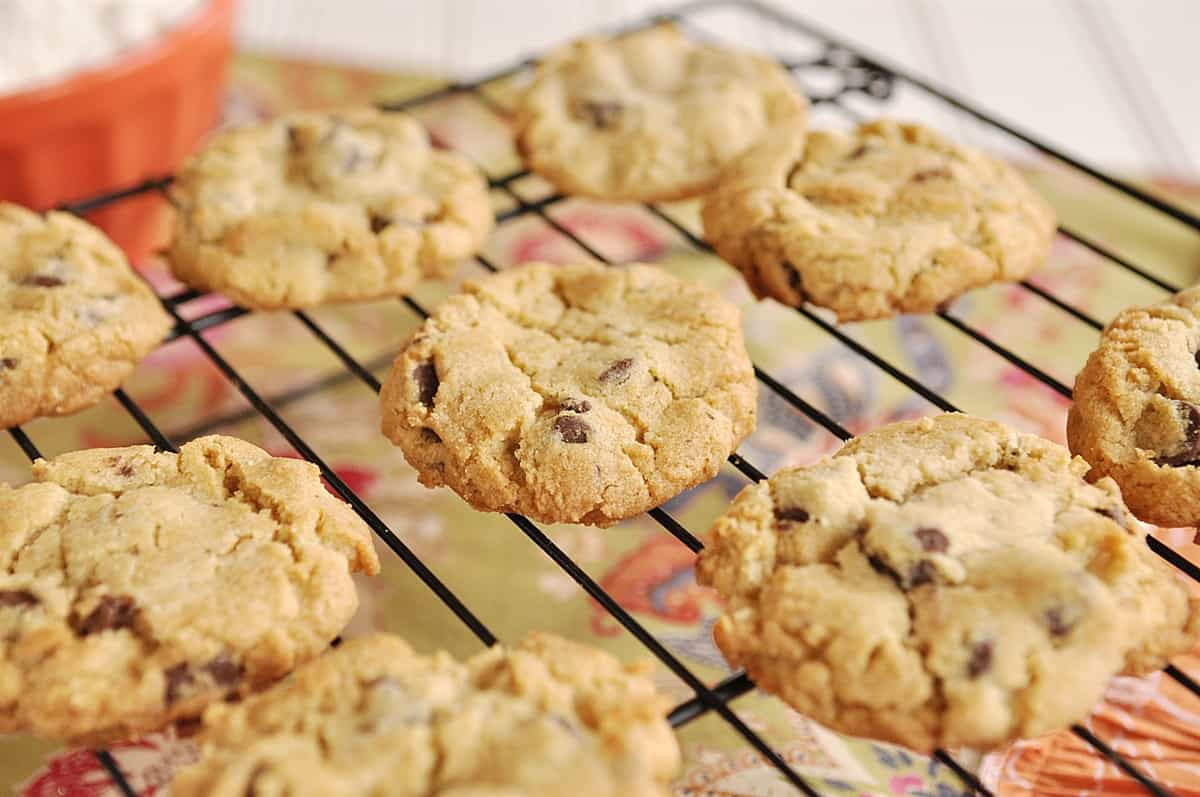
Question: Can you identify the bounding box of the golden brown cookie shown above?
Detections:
[697,413,1198,752]
[0,435,380,743]
[1068,286,1200,527]
[514,24,808,202]
[170,632,680,796]
[0,202,171,429]
[168,108,494,310]
[379,262,757,526]
[702,119,1057,321]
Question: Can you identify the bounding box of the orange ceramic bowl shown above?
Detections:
[0,0,234,264]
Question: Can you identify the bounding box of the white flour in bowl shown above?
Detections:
[0,0,206,96]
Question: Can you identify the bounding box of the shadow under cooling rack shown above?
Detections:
[8,0,1200,794]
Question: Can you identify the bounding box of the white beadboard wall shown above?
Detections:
[234,0,1198,177]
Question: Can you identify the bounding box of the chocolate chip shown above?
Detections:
[0,590,38,608]
[117,463,134,477]
[554,414,591,444]
[164,663,194,704]
[369,213,392,234]
[204,654,243,686]
[910,167,951,182]
[776,506,810,523]
[22,274,64,288]
[847,144,871,159]
[73,594,137,636]
[782,262,804,296]
[1195,350,1200,369]
[574,100,624,129]
[914,527,949,553]
[164,655,241,705]
[560,397,592,414]
[1045,607,1074,638]
[967,640,993,678]
[908,560,936,587]
[419,428,442,443]
[286,125,301,150]
[1155,402,1200,467]
[597,358,634,385]
[0,358,16,371]
[413,363,439,407]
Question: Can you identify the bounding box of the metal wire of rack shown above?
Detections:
[6,0,1200,794]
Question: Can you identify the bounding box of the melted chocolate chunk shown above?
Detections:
[0,358,16,371]
[1045,607,1074,638]
[554,414,591,444]
[1095,504,1126,527]
[782,262,804,295]
[22,274,64,288]
[412,363,439,407]
[575,100,624,129]
[117,463,134,477]
[847,144,871,160]
[0,590,38,608]
[74,594,137,636]
[776,506,810,523]
[286,125,301,150]
[369,213,392,234]
[867,554,902,585]
[908,560,936,587]
[1195,350,1200,369]
[914,526,949,553]
[204,654,243,686]
[419,428,442,443]
[967,640,993,678]
[560,397,592,414]
[1155,402,1200,467]
[597,358,634,385]
[910,167,951,182]
[164,663,194,704]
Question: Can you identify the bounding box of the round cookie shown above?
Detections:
[0,203,172,429]
[0,435,380,743]
[1068,286,1200,527]
[168,107,494,310]
[514,24,808,203]
[379,262,757,527]
[695,413,1198,752]
[170,632,679,796]
[701,119,1057,322]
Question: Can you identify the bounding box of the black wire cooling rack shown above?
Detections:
[6,0,1200,794]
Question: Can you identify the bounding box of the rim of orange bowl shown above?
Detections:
[0,0,234,118]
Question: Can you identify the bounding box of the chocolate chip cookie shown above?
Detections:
[170,632,680,796]
[702,119,1057,321]
[379,262,757,526]
[514,24,808,202]
[0,202,172,429]
[1068,286,1200,527]
[168,107,494,310]
[0,435,380,743]
[696,413,1198,752]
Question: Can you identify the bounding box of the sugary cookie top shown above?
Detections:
[171,632,680,796]
[0,202,172,427]
[0,435,379,742]
[697,413,1197,751]
[379,262,757,526]
[702,119,1056,320]
[515,24,808,202]
[1068,285,1200,527]
[168,107,493,309]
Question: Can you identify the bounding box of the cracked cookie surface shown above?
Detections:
[696,413,1198,752]
[379,262,757,526]
[0,435,379,743]
[0,202,172,429]
[1068,286,1200,527]
[171,632,679,796]
[514,24,808,202]
[701,119,1056,321]
[168,107,494,310]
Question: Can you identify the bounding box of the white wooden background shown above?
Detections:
[235,0,1197,177]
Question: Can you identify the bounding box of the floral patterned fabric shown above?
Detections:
[2,52,1199,797]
